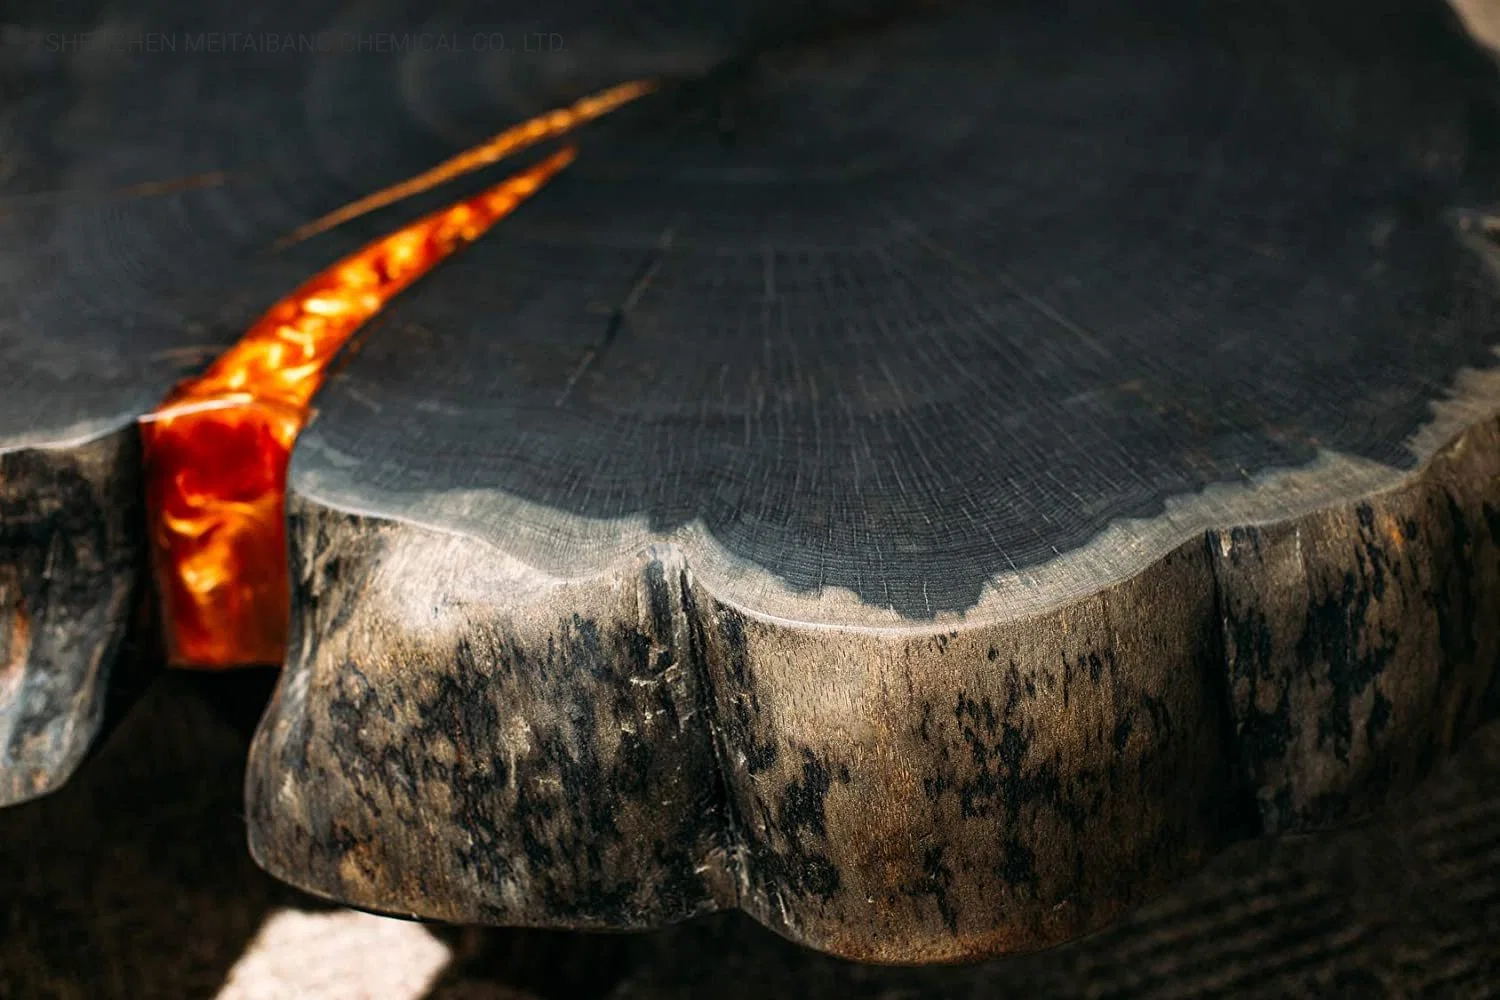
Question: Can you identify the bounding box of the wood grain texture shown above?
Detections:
[1213,416,1500,833]
[0,0,769,800]
[249,498,1252,960]
[2,0,1500,963]
[246,0,1500,963]
[0,0,374,799]
[0,432,142,803]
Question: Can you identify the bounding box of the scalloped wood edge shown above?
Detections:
[244,407,1500,963]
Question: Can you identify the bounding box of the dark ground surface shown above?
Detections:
[0,670,1496,998]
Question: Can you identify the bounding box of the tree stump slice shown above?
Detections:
[0,0,740,800]
[4,0,1500,963]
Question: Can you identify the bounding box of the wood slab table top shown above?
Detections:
[2,0,1500,963]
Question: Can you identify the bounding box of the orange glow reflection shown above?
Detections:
[143,147,575,668]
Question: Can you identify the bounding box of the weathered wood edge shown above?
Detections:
[283,339,1500,634]
[243,403,1500,962]
[1213,413,1500,833]
[247,489,1254,962]
[240,407,1494,959]
[0,427,146,806]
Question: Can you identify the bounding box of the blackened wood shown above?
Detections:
[0,0,759,801]
[4,0,1500,965]
[251,498,1254,960]
[1213,417,1500,832]
[0,0,370,800]
[0,433,142,803]
[246,0,1500,963]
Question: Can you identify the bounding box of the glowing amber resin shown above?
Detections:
[143,147,575,668]
[277,79,652,247]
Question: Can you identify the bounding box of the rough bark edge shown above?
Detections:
[246,494,1255,962]
[247,408,1500,963]
[1213,413,1500,833]
[0,428,144,805]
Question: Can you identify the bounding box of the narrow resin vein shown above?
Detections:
[142,147,575,668]
[275,79,653,248]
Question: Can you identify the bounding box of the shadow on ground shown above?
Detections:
[1,670,1497,999]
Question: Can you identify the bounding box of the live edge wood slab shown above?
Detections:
[3,0,1500,965]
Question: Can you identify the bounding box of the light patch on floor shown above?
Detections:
[215,908,451,1000]
[1452,0,1500,51]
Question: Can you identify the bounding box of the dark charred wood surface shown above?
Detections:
[0,0,788,802]
[0,434,143,802]
[2,0,1500,964]
[253,0,1500,961]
